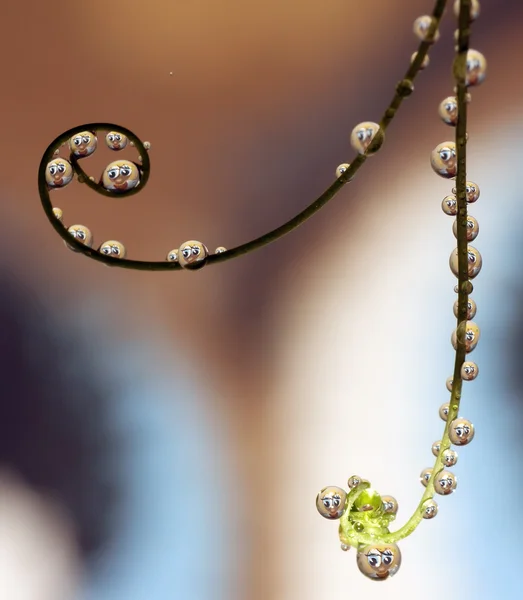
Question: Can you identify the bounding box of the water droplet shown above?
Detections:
[65,225,93,252]
[347,475,363,489]
[46,158,74,189]
[102,160,140,193]
[99,240,126,259]
[431,142,457,178]
[421,499,438,519]
[452,181,480,203]
[449,245,482,279]
[356,543,402,580]
[452,215,479,242]
[411,52,429,70]
[420,468,433,487]
[341,544,351,552]
[449,418,475,445]
[454,0,481,22]
[316,486,347,519]
[439,403,450,421]
[353,522,364,532]
[442,195,458,216]
[69,131,97,157]
[143,141,151,150]
[432,440,442,457]
[446,377,454,392]
[381,495,398,515]
[215,247,227,254]
[178,240,209,270]
[166,249,179,262]
[336,163,350,178]
[52,207,63,221]
[413,15,440,43]
[442,448,458,467]
[350,122,383,155]
[105,131,129,151]
[438,96,458,126]
[453,297,477,320]
[451,321,481,353]
[434,470,457,495]
[465,49,487,87]
[461,361,479,381]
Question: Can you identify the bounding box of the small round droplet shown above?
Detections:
[105,131,129,151]
[356,543,402,581]
[449,245,482,279]
[442,195,458,216]
[431,142,457,178]
[143,141,151,150]
[102,160,140,193]
[454,281,474,294]
[353,522,364,533]
[413,15,440,43]
[166,249,179,262]
[442,448,458,467]
[347,475,364,489]
[454,0,481,20]
[215,247,227,254]
[411,52,429,70]
[66,225,93,252]
[453,297,477,320]
[336,163,350,178]
[465,49,487,87]
[69,131,97,157]
[178,240,209,270]
[451,321,481,353]
[341,544,351,552]
[446,377,453,392]
[350,122,383,155]
[449,418,475,445]
[438,96,458,126]
[52,207,63,221]
[421,499,438,519]
[316,486,347,520]
[434,470,457,495]
[461,361,479,381]
[46,158,74,188]
[432,440,441,457]
[439,403,450,421]
[459,182,480,204]
[99,240,126,259]
[420,468,433,487]
[452,215,479,242]
[381,495,398,516]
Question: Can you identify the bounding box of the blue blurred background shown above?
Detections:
[0,1,521,599]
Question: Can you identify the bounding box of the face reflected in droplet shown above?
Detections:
[446,377,453,392]
[451,321,480,353]
[439,403,450,421]
[350,122,383,155]
[449,418,475,445]
[432,440,441,457]
[66,224,93,252]
[215,247,227,254]
[453,0,481,20]
[46,158,73,188]
[105,131,129,151]
[336,163,350,178]
[453,297,477,320]
[449,245,482,279]
[52,207,63,221]
[465,49,487,86]
[381,495,398,515]
[178,240,209,270]
[356,543,402,581]
[442,448,458,467]
[452,215,479,242]
[69,131,97,157]
[411,52,429,70]
[99,240,126,259]
[420,468,433,487]
[166,249,179,262]
[461,361,479,381]
[431,142,457,178]
[102,160,140,192]
[438,96,458,126]
[465,182,480,203]
[413,15,440,42]
[316,486,347,519]
[421,499,438,519]
[434,470,457,495]
[442,195,458,216]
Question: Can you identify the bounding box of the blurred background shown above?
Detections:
[0,0,521,598]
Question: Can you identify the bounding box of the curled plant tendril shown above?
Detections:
[39,3,440,271]
[315,0,487,580]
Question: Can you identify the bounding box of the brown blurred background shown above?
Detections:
[1,1,522,599]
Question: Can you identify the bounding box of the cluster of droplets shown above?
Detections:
[420,0,486,528]
[46,130,227,267]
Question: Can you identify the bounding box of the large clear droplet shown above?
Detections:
[356,543,402,580]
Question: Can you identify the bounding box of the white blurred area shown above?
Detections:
[269,110,523,598]
[0,471,80,600]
